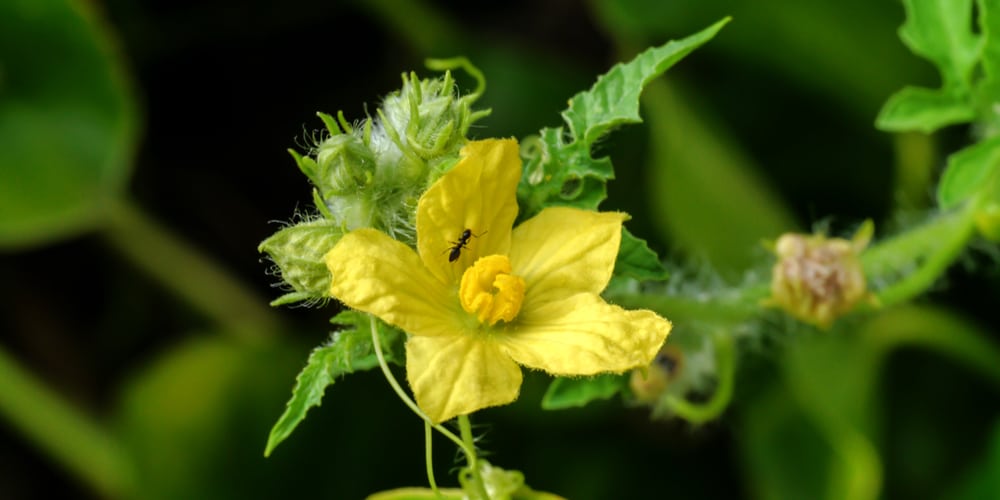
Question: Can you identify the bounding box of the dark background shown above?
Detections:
[3,0,1000,499]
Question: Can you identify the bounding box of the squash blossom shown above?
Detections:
[324,138,672,423]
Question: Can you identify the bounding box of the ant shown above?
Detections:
[446,228,486,262]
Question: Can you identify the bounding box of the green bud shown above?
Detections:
[258,219,344,305]
[277,61,490,254]
[314,134,375,197]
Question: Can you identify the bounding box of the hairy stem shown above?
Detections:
[863,206,978,307]
[459,414,490,500]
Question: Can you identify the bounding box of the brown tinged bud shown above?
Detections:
[764,221,877,328]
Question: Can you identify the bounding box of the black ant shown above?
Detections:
[446,228,486,262]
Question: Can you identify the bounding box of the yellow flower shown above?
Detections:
[324,138,671,423]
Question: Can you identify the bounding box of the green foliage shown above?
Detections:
[367,488,465,500]
[540,374,628,410]
[286,67,489,246]
[878,0,1000,238]
[366,487,565,500]
[614,227,669,281]
[517,17,729,217]
[876,87,975,133]
[590,0,920,117]
[517,18,729,280]
[264,311,404,456]
[0,0,137,248]
[898,0,980,89]
[939,136,1000,208]
[258,219,344,306]
[876,0,1000,134]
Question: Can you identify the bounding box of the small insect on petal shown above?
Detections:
[446,228,487,262]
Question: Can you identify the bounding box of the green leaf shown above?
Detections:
[264,311,403,456]
[938,135,1000,208]
[978,0,1000,81]
[875,86,976,132]
[898,0,981,89]
[0,0,138,248]
[366,488,465,500]
[614,227,667,281]
[258,218,344,305]
[563,17,730,146]
[365,487,566,500]
[517,18,729,217]
[591,0,924,119]
[540,374,628,410]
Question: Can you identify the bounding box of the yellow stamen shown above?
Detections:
[459,255,525,325]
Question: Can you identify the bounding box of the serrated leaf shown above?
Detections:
[264,311,403,456]
[938,135,1000,208]
[259,219,343,304]
[540,374,628,410]
[614,227,667,281]
[517,18,729,217]
[898,0,981,89]
[563,18,730,146]
[0,0,138,249]
[875,86,977,132]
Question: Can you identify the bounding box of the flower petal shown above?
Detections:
[509,207,626,305]
[406,334,522,423]
[499,293,670,376]
[326,228,464,337]
[417,138,521,285]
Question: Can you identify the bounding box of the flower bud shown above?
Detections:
[265,64,491,305]
[379,71,479,164]
[765,221,876,328]
[258,219,344,305]
[314,134,375,197]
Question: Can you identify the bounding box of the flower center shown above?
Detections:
[459,254,526,326]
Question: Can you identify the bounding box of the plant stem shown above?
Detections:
[660,332,735,423]
[608,283,770,325]
[102,197,280,341]
[367,315,469,453]
[863,206,977,307]
[0,345,133,498]
[458,414,490,500]
[424,421,440,495]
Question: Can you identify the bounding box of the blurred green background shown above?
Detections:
[2,0,1000,499]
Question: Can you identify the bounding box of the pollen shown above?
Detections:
[459,254,526,326]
